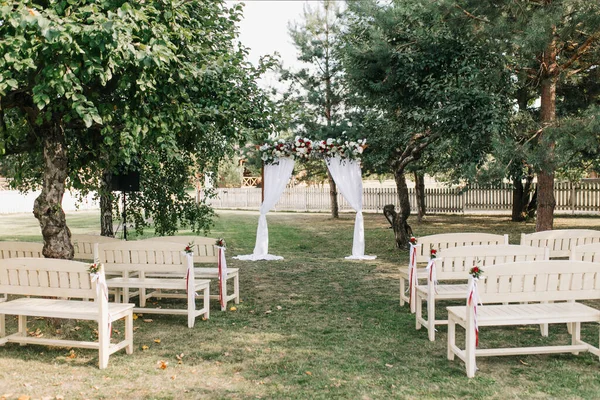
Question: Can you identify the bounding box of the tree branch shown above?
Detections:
[559,31,600,73]
[454,4,490,24]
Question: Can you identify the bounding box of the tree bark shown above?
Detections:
[100,171,114,237]
[414,171,426,222]
[392,168,412,249]
[536,33,558,232]
[32,121,74,259]
[327,170,339,218]
[511,168,535,222]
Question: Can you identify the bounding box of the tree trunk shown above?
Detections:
[392,168,412,249]
[511,169,535,222]
[32,121,73,259]
[327,170,339,218]
[100,171,114,237]
[536,34,558,232]
[414,171,426,222]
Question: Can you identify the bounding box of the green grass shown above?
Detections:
[0,210,599,399]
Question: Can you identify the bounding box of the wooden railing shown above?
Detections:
[204,181,600,215]
[242,177,261,187]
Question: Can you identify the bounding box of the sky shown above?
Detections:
[227,0,311,87]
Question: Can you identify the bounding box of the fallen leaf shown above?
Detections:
[1,394,13,400]
[230,306,237,311]
[519,360,529,366]
[67,350,76,359]
[143,319,153,323]
[154,339,161,344]
[141,345,149,351]
[18,395,30,400]
[385,363,393,368]
[202,317,207,321]
[276,306,282,310]
[132,314,139,320]
[305,371,312,376]
[158,360,168,370]
[346,317,352,320]
[265,310,272,314]
[133,327,140,332]
[170,375,176,380]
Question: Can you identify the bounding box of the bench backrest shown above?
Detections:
[520,229,600,258]
[477,260,600,303]
[0,242,44,259]
[72,234,122,261]
[0,257,99,299]
[415,233,509,263]
[434,245,549,280]
[138,236,218,263]
[97,241,190,274]
[570,243,600,262]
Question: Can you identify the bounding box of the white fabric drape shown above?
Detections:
[234,157,295,261]
[326,156,377,260]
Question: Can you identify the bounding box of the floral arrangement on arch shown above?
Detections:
[259,136,313,164]
[315,138,367,160]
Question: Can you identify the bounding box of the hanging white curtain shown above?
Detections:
[234,157,295,261]
[326,156,377,260]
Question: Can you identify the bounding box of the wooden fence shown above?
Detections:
[205,181,600,215]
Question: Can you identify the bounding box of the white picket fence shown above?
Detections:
[0,190,99,214]
[205,181,600,215]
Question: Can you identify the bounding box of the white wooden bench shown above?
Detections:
[520,229,600,258]
[415,245,549,341]
[571,243,600,262]
[447,260,600,378]
[0,258,134,369]
[97,241,211,328]
[400,233,509,310]
[71,234,122,261]
[139,236,239,309]
[0,242,45,302]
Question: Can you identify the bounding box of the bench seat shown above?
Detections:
[0,297,133,321]
[448,302,600,326]
[145,268,239,305]
[107,277,210,326]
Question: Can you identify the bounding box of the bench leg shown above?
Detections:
[98,319,109,369]
[187,288,196,329]
[427,296,436,342]
[203,287,210,320]
[233,273,240,305]
[125,314,134,355]
[465,319,476,378]
[399,276,406,306]
[571,322,581,355]
[447,316,455,361]
[415,293,423,330]
[18,315,27,346]
[0,313,5,340]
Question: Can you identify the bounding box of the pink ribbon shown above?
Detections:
[408,244,418,306]
[426,258,438,294]
[467,277,481,347]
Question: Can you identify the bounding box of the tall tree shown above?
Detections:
[449,1,600,231]
[342,1,512,247]
[283,0,347,218]
[0,1,272,256]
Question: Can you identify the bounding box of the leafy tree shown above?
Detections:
[448,1,600,231]
[341,0,512,247]
[0,1,272,257]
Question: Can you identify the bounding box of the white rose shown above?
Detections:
[358,147,364,154]
[326,138,333,145]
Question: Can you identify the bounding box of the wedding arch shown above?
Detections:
[234,137,377,261]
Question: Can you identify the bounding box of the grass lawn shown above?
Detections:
[0,210,599,399]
